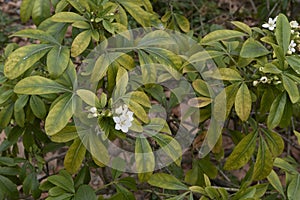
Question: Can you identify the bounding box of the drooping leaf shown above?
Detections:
[4,44,53,79]
[47,45,70,78]
[282,74,299,103]
[252,137,273,181]
[135,137,155,182]
[267,92,287,129]
[235,83,252,121]
[64,138,86,174]
[14,76,71,94]
[240,38,270,58]
[201,30,246,45]
[275,14,291,54]
[45,93,75,136]
[224,131,257,170]
[263,129,284,157]
[148,173,188,190]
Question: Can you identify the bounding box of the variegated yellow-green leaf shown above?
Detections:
[114,67,128,99]
[64,138,86,174]
[0,89,13,105]
[192,79,211,97]
[71,30,91,57]
[148,173,188,190]
[263,129,284,157]
[4,44,53,79]
[267,170,285,197]
[231,21,252,35]
[174,13,190,33]
[14,108,25,127]
[282,74,299,103]
[240,38,270,58]
[188,97,212,108]
[224,131,257,170]
[252,137,273,181]
[14,76,71,94]
[287,174,300,200]
[0,104,14,128]
[205,68,242,81]
[32,0,50,25]
[275,14,291,54]
[76,89,99,107]
[30,95,47,119]
[47,45,70,78]
[52,12,87,23]
[137,30,173,47]
[235,83,251,121]
[50,126,78,143]
[135,137,155,182]
[261,63,282,74]
[20,0,35,22]
[125,91,151,108]
[45,93,75,136]
[12,29,59,45]
[267,92,286,129]
[201,30,246,45]
[128,100,149,123]
[152,133,182,166]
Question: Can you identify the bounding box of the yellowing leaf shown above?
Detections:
[76,89,99,107]
[267,92,286,129]
[240,38,270,58]
[174,13,190,33]
[64,138,86,174]
[263,129,284,157]
[188,97,212,108]
[224,131,257,170]
[52,12,87,23]
[201,30,246,45]
[235,83,251,121]
[50,126,78,143]
[287,174,300,200]
[282,74,299,103]
[148,173,188,190]
[267,170,285,197]
[71,30,91,57]
[47,45,70,78]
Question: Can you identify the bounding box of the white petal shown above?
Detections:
[115,124,121,130]
[115,106,123,115]
[113,116,120,123]
[121,126,129,133]
[262,23,270,28]
[89,107,97,113]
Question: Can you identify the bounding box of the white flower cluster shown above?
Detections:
[87,107,99,118]
[113,105,134,133]
[262,17,299,55]
[253,75,281,86]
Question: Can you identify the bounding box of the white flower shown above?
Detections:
[88,113,98,118]
[290,20,299,28]
[262,16,278,31]
[113,104,134,133]
[253,80,259,86]
[260,76,268,83]
[288,40,297,54]
[89,107,97,113]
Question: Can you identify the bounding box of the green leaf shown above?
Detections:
[71,30,91,57]
[135,137,155,182]
[45,93,75,136]
[23,172,41,198]
[76,89,99,107]
[201,30,246,45]
[14,76,71,94]
[51,126,78,143]
[125,91,151,108]
[252,137,273,180]
[273,158,298,174]
[52,12,87,23]
[282,74,299,103]
[20,0,35,22]
[294,130,300,145]
[192,79,211,97]
[14,95,29,112]
[240,38,270,58]
[74,185,96,200]
[261,63,282,74]
[205,68,243,81]
[0,89,13,105]
[275,14,291,54]
[174,13,190,32]
[224,131,257,170]
[32,0,51,25]
[287,174,300,200]
[231,21,252,35]
[47,171,75,193]
[4,44,53,79]
[138,30,173,47]
[267,92,287,129]
[148,173,188,190]
[47,45,70,78]
[0,175,19,200]
[114,67,128,99]
[13,29,59,45]
[128,100,149,123]
[152,133,182,166]
[64,138,86,174]
[286,55,300,74]
[30,95,47,119]
[0,104,14,128]
[235,83,252,121]
[263,129,284,157]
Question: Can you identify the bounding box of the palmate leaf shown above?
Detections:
[4,44,53,79]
